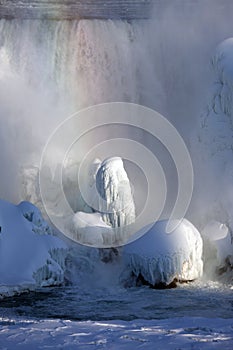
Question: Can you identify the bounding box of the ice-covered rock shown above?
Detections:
[96,157,135,228]
[0,199,68,288]
[121,219,203,288]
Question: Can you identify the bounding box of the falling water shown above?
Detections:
[1,1,233,212]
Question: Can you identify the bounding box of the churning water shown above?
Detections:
[1,282,233,321]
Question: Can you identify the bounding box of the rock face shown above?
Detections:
[121,219,203,288]
[96,157,136,228]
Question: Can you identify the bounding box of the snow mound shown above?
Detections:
[121,219,203,287]
[72,211,114,246]
[0,199,68,288]
[70,210,131,247]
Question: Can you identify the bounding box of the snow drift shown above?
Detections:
[121,219,203,288]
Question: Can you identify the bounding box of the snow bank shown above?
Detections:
[0,199,68,289]
[121,219,203,287]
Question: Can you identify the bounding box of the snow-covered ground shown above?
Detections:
[0,316,233,349]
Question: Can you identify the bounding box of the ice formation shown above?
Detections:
[121,219,203,287]
[70,157,136,246]
[96,157,135,227]
[0,199,68,288]
[194,38,233,279]
[196,38,233,227]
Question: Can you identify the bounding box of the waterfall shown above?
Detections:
[0,18,164,205]
[1,1,233,228]
[0,19,163,111]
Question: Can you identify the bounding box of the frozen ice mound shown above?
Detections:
[70,157,136,247]
[121,219,203,288]
[0,199,68,288]
[96,157,135,228]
